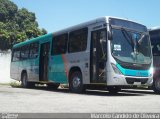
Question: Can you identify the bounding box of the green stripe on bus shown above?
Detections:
[48,55,68,83]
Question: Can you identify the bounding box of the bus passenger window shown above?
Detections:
[30,42,39,59]
[52,33,68,55]
[68,28,88,53]
[21,45,30,60]
[12,48,21,62]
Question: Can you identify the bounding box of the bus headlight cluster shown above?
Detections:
[111,63,122,75]
[149,67,154,76]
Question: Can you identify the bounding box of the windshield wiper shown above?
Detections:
[138,34,145,45]
[121,28,139,61]
[121,28,134,51]
[134,34,145,53]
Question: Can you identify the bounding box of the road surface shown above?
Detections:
[0,85,160,113]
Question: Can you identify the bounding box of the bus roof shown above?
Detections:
[53,16,144,35]
[13,33,52,49]
[52,16,108,35]
[13,16,146,49]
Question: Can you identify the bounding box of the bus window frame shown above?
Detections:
[11,41,40,62]
[52,33,68,56]
[11,48,21,62]
[68,27,88,53]
[20,44,30,61]
[29,42,39,59]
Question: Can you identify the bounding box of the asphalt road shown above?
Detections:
[0,85,160,113]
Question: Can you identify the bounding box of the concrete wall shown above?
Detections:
[0,51,14,83]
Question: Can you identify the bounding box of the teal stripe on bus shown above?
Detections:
[13,33,52,48]
[48,55,68,83]
[116,63,149,77]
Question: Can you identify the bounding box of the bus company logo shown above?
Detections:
[136,72,146,76]
[136,72,141,76]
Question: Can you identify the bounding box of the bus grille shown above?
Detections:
[125,77,148,84]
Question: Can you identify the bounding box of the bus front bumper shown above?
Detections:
[107,72,153,86]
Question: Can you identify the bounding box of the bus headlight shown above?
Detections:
[149,67,154,76]
[111,63,122,75]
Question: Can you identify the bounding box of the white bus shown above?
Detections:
[10,16,153,93]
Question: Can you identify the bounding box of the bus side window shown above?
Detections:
[12,48,21,62]
[52,33,68,55]
[68,28,88,53]
[21,45,30,60]
[30,42,39,59]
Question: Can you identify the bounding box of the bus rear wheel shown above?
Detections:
[152,78,160,94]
[69,71,85,93]
[107,86,121,94]
[21,73,35,88]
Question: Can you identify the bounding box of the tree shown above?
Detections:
[0,0,47,50]
[0,0,18,22]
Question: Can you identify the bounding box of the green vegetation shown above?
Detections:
[0,0,47,50]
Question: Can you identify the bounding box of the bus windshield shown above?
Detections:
[149,30,160,56]
[111,28,152,65]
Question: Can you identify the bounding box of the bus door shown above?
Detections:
[39,42,50,81]
[90,29,107,83]
[10,48,21,80]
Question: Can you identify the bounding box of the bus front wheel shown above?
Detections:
[152,78,160,94]
[107,86,121,94]
[69,71,85,93]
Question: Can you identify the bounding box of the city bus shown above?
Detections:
[149,27,160,93]
[10,16,153,93]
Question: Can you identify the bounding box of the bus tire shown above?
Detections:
[152,78,160,94]
[21,73,34,88]
[107,86,121,94]
[69,71,85,93]
[47,83,60,89]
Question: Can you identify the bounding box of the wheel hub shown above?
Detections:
[73,77,81,88]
